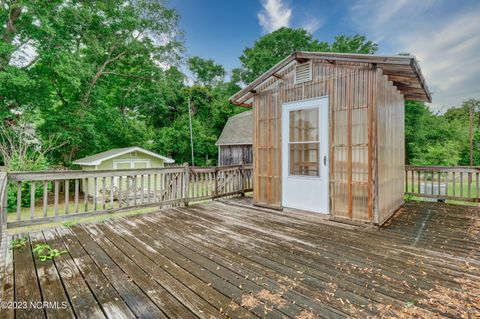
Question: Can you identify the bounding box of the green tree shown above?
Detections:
[187,56,225,86]
[404,99,480,166]
[1,0,183,164]
[442,99,480,166]
[237,27,378,84]
[411,141,460,166]
[404,100,460,165]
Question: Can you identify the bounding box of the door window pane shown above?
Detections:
[289,108,319,142]
[288,107,320,177]
[289,143,320,176]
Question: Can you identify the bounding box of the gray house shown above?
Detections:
[215,111,253,166]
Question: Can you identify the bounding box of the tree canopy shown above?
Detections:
[405,99,480,166]
[187,56,225,86]
[237,28,378,84]
[0,1,475,172]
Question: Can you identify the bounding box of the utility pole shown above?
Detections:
[470,106,473,168]
[468,100,475,186]
[188,97,195,166]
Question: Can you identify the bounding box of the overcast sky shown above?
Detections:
[171,0,480,111]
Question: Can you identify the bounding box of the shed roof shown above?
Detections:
[73,146,175,166]
[215,111,253,146]
[229,51,431,107]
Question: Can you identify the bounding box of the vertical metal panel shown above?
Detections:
[375,69,405,224]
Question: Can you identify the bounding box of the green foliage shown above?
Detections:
[98,216,112,223]
[0,123,51,212]
[404,194,418,203]
[1,1,474,170]
[188,56,225,86]
[150,75,243,165]
[411,141,460,166]
[1,0,183,163]
[33,243,67,262]
[10,237,28,250]
[63,221,77,227]
[238,27,378,84]
[405,99,480,166]
[330,34,378,54]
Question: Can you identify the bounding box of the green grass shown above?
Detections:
[405,178,479,206]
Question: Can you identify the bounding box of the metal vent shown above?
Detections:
[294,62,312,84]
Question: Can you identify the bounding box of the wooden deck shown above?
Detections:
[0,200,479,318]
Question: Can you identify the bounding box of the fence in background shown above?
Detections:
[405,165,480,202]
[0,164,253,228]
[0,173,7,246]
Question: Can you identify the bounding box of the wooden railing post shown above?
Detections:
[214,167,219,199]
[0,172,8,242]
[240,161,245,197]
[183,163,189,206]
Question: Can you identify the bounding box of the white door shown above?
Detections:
[282,97,329,213]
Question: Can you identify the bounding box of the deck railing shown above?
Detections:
[0,172,7,245]
[405,165,480,202]
[0,164,253,228]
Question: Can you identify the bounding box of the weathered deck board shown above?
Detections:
[68,226,165,319]
[13,234,45,319]
[80,223,191,319]
[81,223,203,319]
[0,200,479,318]
[42,228,106,319]
[29,231,75,319]
[111,216,301,319]
[143,205,440,316]
[55,227,136,319]
[93,221,248,319]
[1,237,14,319]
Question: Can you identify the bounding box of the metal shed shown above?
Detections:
[215,111,253,166]
[229,51,431,225]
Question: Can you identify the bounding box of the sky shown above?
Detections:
[170,0,480,112]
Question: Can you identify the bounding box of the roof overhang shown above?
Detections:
[215,142,253,146]
[229,51,432,107]
[73,146,175,166]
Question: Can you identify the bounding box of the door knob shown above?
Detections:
[323,156,327,166]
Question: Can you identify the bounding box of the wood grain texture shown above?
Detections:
[13,233,45,319]
[6,165,252,227]
[2,200,478,318]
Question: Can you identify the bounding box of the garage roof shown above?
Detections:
[215,111,253,146]
[73,146,175,166]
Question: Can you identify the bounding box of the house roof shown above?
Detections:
[229,51,432,107]
[73,146,175,166]
[215,111,253,146]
